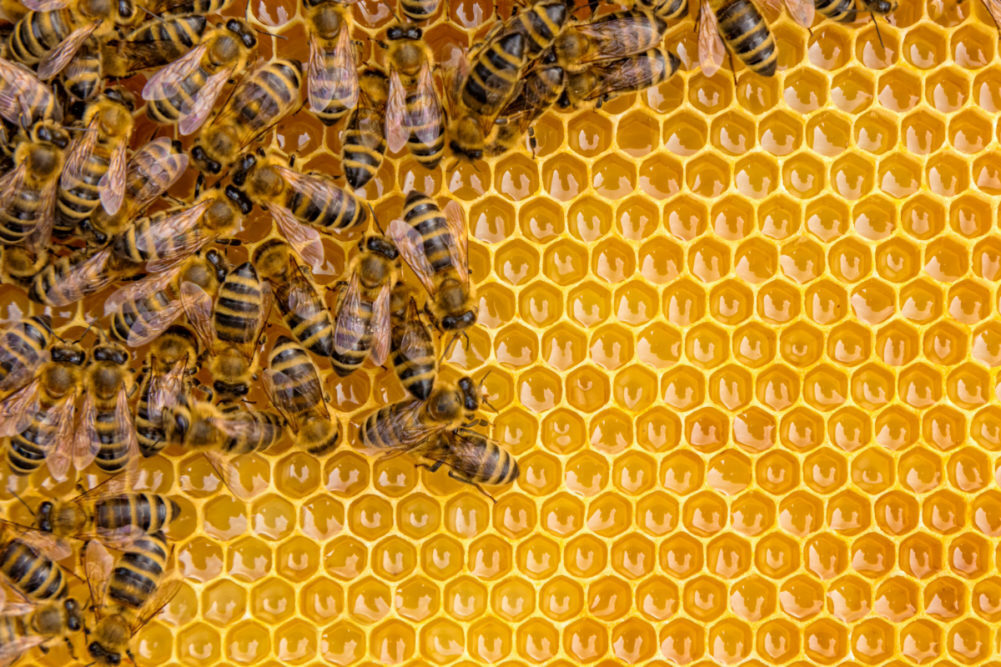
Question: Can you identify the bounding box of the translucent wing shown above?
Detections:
[177,68,231,136]
[178,281,214,350]
[0,164,26,207]
[0,351,43,398]
[20,0,70,9]
[44,395,77,483]
[369,283,391,367]
[984,0,1001,27]
[333,272,364,356]
[104,265,183,317]
[399,301,435,361]
[442,200,468,285]
[141,199,213,272]
[142,41,209,101]
[271,204,325,273]
[275,167,352,220]
[387,218,436,295]
[39,248,113,307]
[15,525,71,561]
[37,22,100,80]
[0,380,40,438]
[0,633,44,663]
[698,0,725,78]
[74,391,100,472]
[385,69,410,153]
[784,0,814,26]
[148,362,188,422]
[130,139,189,211]
[25,179,58,253]
[132,578,182,633]
[94,524,147,550]
[201,449,263,500]
[308,26,359,113]
[114,385,141,476]
[408,61,444,147]
[0,59,59,127]
[285,275,321,319]
[127,299,186,348]
[98,142,127,215]
[83,540,113,610]
[59,129,98,193]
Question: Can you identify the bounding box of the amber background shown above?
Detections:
[4,0,1001,663]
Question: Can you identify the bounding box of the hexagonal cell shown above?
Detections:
[587,492,632,538]
[683,575,727,622]
[803,618,848,664]
[780,238,824,284]
[592,153,637,199]
[831,67,874,113]
[685,153,730,198]
[567,112,612,158]
[541,154,588,202]
[878,69,922,113]
[710,111,756,155]
[493,323,538,369]
[687,71,733,114]
[779,575,824,620]
[420,534,465,581]
[851,533,896,578]
[827,575,871,623]
[638,153,683,200]
[925,575,966,619]
[704,534,750,579]
[830,152,875,200]
[757,280,801,323]
[735,238,777,284]
[756,619,800,663]
[732,322,776,368]
[757,364,802,412]
[518,450,562,495]
[758,193,802,240]
[518,196,564,242]
[754,532,800,578]
[805,533,848,580]
[855,110,898,155]
[784,69,828,113]
[900,532,943,579]
[252,577,297,624]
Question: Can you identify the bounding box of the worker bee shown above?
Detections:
[551,9,666,72]
[491,0,569,59]
[329,235,397,376]
[305,0,358,125]
[389,283,436,400]
[0,315,52,400]
[0,246,50,286]
[0,121,70,249]
[27,246,116,307]
[162,399,285,454]
[0,58,63,129]
[0,599,84,663]
[54,89,133,238]
[142,19,258,136]
[342,67,389,189]
[134,325,199,457]
[105,251,222,347]
[388,190,476,336]
[91,137,189,238]
[383,24,445,169]
[190,58,303,174]
[630,0,688,20]
[359,378,472,452]
[74,339,139,476]
[102,14,208,77]
[83,535,179,666]
[0,342,85,480]
[697,0,778,77]
[561,47,681,108]
[265,336,341,455]
[111,189,244,271]
[61,36,103,101]
[0,521,73,601]
[253,239,336,359]
[756,0,814,25]
[860,0,897,15]
[422,427,519,494]
[487,62,564,155]
[811,0,854,21]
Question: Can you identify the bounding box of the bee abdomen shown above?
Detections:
[814,0,856,21]
[714,0,776,76]
[0,540,66,600]
[108,532,167,610]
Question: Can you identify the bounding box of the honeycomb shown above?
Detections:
[6,0,1001,664]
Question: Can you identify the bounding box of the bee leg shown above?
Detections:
[63,636,78,659]
[447,470,497,503]
[415,459,445,473]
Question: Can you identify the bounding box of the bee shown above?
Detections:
[329,235,397,376]
[0,342,85,480]
[111,189,244,271]
[697,0,777,77]
[487,62,564,155]
[102,14,208,76]
[265,336,341,455]
[0,121,70,249]
[631,0,688,20]
[91,137,190,238]
[54,90,133,238]
[83,535,179,666]
[809,0,854,22]
[551,9,667,72]
[388,190,476,336]
[142,19,258,136]
[422,427,519,492]
[162,399,284,454]
[305,0,358,125]
[253,239,336,359]
[490,0,569,59]
[74,339,139,476]
[0,599,84,663]
[342,67,389,189]
[134,325,199,457]
[0,58,64,129]
[383,24,445,169]
[448,31,527,161]
[139,0,229,16]
[190,58,303,174]
[0,315,52,400]
[0,522,73,601]
[62,36,102,101]
[389,283,436,400]
[27,246,116,307]
[0,247,50,286]
[359,379,471,453]
[561,47,681,108]
[104,251,222,348]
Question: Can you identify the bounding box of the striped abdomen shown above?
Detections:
[55,150,110,236]
[360,400,427,451]
[268,337,325,418]
[512,0,568,57]
[111,15,206,75]
[403,191,455,275]
[342,106,386,189]
[286,178,365,230]
[109,287,174,344]
[147,64,210,124]
[64,38,102,101]
[331,296,373,376]
[0,317,51,393]
[225,60,302,146]
[638,0,687,19]
[92,402,130,474]
[7,394,68,475]
[218,403,283,454]
[390,313,435,400]
[461,32,527,118]
[108,532,168,611]
[403,84,445,168]
[711,0,776,76]
[401,0,438,20]
[136,376,167,457]
[814,0,855,22]
[9,9,74,65]
[0,186,53,245]
[438,431,519,485]
[214,262,265,346]
[0,538,66,601]
[94,494,181,534]
[112,210,203,265]
[0,614,30,650]
[275,277,335,358]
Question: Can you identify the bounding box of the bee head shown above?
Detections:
[225,18,258,49]
[232,154,257,187]
[191,144,222,175]
[311,3,343,39]
[387,25,422,41]
[93,343,129,365]
[427,386,463,422]
[36,501,54,533]
[88,641,121,666]
[79,0,111,19]
[362,235,399,260]
[224,185,254,216]
[457,376,479,412]
[64,599,83,632]
[115,0,134,21]
[51,344,87,366]
[441,310,477,331]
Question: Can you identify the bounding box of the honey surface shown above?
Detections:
[8,0,1001,665]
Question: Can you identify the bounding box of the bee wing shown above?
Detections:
[128,299,186,348]
[25,179,58,253]
[20,0,70,9]
[201,449,264,500]
[143,200,214,273]
[45,395,78,483]
[74,391,100,472]
[442,200,468,285]
[178,67,231,136]
[98,142,128,215]
[178,281,215,350]
[385,69,410,153]
[783,0,814,26]
[104,265,182,317]
[59,129,98,193]
[399,303,435,361]
[369,283,392,367]
[286,276,321,319]
[37,22,100,80]
[984,0,1001,26]
[698,0,725,78]
[387,218,436,295]
[333,272,364,356]
[94,524,147,551]
[0,379,40,438]
[275,166,350,218]
[262,368,299,429]
[308,26,359,113]
[271,204,326,273]
[148,363,187,422]
[408,61,444,147]
[15,526,71,562]
[0,163,26,206]
[39,248,113,307]
[83,540,114,610]
[0,352,43,398]
[130,139,189,212]
[142,41,210,101]
[131,575,183,633]
[115,385,141,478]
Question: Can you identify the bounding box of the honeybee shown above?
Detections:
[83,535,179,666]
[487,62,564,155]
[74,339,139,477]
[62,36,102,101]
[142,19,257,136]
[630,0,688,19]
[329,235,397,376]
[91,137,190,238]
[134,325,199,457]
[265,337,341,455]
[0,121,70,249]
[190,58,303,174]
[0,599,84,663]
[422,427,519,493]
[561,47,681,108]
[388,190,476,335]
[27,246,116,307]
[0,58,63,129]
[0,342,85,480]
[697,0,778,77]
[0,246,49,286]
[389,283,436,400]
[809,0,853,22]
[757,0,814,25]
[139,0,229,15]
[487,0,569,59]
[111,189,244,271]
[383,24,445,169]
[0,522,73,601]
[305,0,358,125]
[359,379,471,453]
[163,399,284,455]
[104,251,221,347]
[102,14,208,76]
[54,90,133,238]
[0,315,52,400]
[552,9,667,72]
[860,0,897,15]
[253,239,336,359]
[400,0,437,21]
[342,67,389,189]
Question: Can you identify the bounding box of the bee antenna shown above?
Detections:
[439,333,460,363]
[253,26,289,39]
[8,489,35,517]
[137,5,166,22]
[369,205,384,235]
[871,12,886,50]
